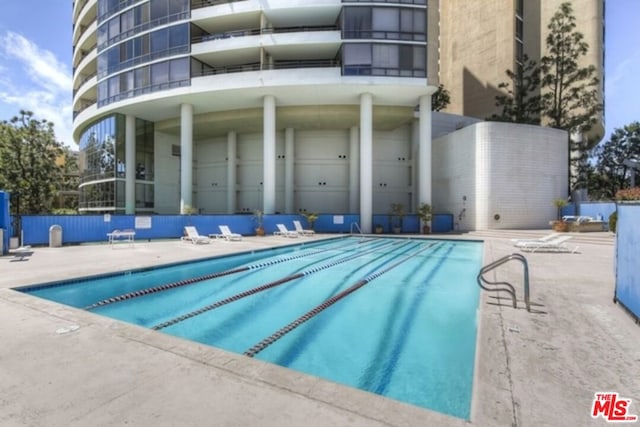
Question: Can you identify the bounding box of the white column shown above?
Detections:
[349,126,359,213]
[418,95,432,207]
[227,131,237,214]
[180,103,193,214]
[359,93,373,233]
[411,119,419,212]
[263,95,276,214]
[125,114,136,214]
[284,128,295,213]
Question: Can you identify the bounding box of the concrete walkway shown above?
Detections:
[0,232,638,426]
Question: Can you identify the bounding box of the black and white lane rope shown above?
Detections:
[243,241,441,358]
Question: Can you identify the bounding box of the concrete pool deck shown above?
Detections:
[0,232,638,426]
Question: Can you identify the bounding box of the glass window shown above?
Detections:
[168,0,188,15]
[120,70,134,93]
[108,16,120,40]
[150,28,168,54]
[151,61,169,85]
[169,24,188,48]
[135,65,150,88]
[343,43,372,65]
[108,75,120,97]
[98,23,108,47]
[373,8,398,32]
[121,9,134,33]
[170,58,189,81]
[150,0,168,21]
[343,7,372,38]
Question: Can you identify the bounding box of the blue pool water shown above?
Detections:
[20,237,482,419]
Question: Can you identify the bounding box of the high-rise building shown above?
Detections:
[73,1,593,229]
[438,0,605,145]
[72,0,438,231]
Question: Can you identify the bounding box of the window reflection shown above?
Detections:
[78,115,155,212]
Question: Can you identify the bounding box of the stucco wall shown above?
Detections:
[433,122,568,230]
[615,203,640,320]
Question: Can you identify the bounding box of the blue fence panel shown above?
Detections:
[0,191,9,254]
[561,204,576,217]
[615,203,640,321]
[432,214,454,233]
[314,214,360,233]
[579,202,616,222]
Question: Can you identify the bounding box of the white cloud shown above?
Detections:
[606,49,640,97]
[0,31,73,146]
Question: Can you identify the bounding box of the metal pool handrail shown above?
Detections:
[350,222,363,235]
[477,253,530,312]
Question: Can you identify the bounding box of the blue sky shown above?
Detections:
[0,1,638,147]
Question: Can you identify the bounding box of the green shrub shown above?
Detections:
[609,211,617,233]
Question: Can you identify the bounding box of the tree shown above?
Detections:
[488,54,542,124]
[53,146,80,212]
[587,122,640,200]
[431,84,451,112]
[540,2,603,191]
[0,110,65,214]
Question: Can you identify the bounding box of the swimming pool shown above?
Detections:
[19,236,482,419]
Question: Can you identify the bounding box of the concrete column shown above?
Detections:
[349,126,359,213]
[418,95,432,207]
[125,114,136,214]
[180,103,193,214]
[284,128,295,213]
[359,93,373,233]
[411,119,419,212]
[263,95,276,214]
[227,131,237,214]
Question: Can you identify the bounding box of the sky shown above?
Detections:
[0,1,639,147]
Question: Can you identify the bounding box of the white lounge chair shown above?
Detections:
[12,245,34,261]
[517,235,577,253]
[217,225,242,241]
[293,220,315,236]
[181,226,210,244]
[511,233,559,247]
[274,223,299,238]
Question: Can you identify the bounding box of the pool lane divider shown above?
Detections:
[243,241,440,358]
[84,239,377,311]
[151,239,406,331]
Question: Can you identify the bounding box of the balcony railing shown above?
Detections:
[191,0,246,10]
[73,72,98,97]
[342,30,426,42]
[342,0,426,4]
[98,0,140,23]
[342,65,426,77]
[193,59,340,77]
[192,25,339,44]
[73,100,97,119]
[98,11,190,52]
[97,45,190,79]
[97,79,191,108]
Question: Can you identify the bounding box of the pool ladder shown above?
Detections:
[477,253,531,312]
[350,222,363,235]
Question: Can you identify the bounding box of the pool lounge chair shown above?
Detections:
[293,220,315,236]
[274,224,299,238]
[182,226,210,244]
[517,235,578,253]
[511,233,559,247]
[12,245,34,261]
[216,225,242,241]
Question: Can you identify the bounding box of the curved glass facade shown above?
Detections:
[78,115,154,213]
[96,0,191,108]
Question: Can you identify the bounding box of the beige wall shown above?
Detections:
[439,0,604,143]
